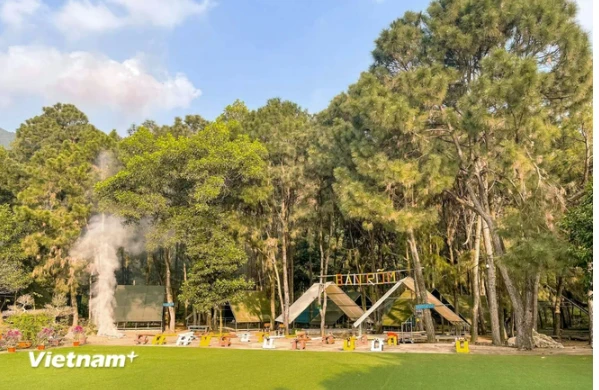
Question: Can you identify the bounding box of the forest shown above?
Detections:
[0,0,593,351]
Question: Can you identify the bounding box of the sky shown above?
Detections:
[0,0,593,134]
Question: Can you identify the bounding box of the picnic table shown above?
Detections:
[291,331,311,350]
[187,325,209,333]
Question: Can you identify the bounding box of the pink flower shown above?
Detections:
[72,326,84,334]
[4,329,22,347]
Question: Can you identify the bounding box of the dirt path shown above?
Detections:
[82,330,592,356]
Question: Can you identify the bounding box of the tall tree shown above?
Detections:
[562,185,593,345]
[368,0,592,349]
[97,118,268,331]
[243,98,314,334]
[10,104,114,325]
[320,71,455,341]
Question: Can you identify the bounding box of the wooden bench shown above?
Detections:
[187,325,209,333]
[322,334,335,345]
[219,333,237,347]
[291,331,311,350]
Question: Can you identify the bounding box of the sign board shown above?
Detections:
[415,304,435,310]
[335,271,401,286]
[163,302,175,307]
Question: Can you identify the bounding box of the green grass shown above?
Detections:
[1,346,592,390]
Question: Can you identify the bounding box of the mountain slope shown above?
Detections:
[0,127,15,149]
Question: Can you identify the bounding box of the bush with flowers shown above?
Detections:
[4,329,22,348]
[71,325,84,341]
[36,327,54,347]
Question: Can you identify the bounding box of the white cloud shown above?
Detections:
[0,45,200,116]
[54,1,123,34]
[109,0,212,28]
[0,0,42,28]
[54,0,212,37]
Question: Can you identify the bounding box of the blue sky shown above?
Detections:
[0,0,593,134]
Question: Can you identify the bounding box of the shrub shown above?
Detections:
[53,317,70,337]
[4,329,22,347]
[78,318,97,335]
[36,327,54,346]
[72,325,84,340]
[6,312,54,341]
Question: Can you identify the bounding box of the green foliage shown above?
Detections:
[180,234,254,312]
[98,121,268,220]
[0,205,29,293]
[562,185,593,290]
[500,201,570,273]
[97,115,269,313]
[5,312,53,341]
[2,103,116,298]
[320,71,454,235]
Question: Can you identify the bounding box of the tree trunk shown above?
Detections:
[471,216,482,343]
[499,307,507,341]
[269,273,276,329]
[532,272,541,331]
[478,299,487,336]
[71,284,79,327]
[183,260,188,322]
[219,305,223,335]
[264,249,277,329]
[289,244,294,304]
[281,228,291,335]
[478,275,487,336]
[407,230,435,342]
[481,220,501,345]
[318,220,332,337]
[588,289,593,347]
[554,276,564,338]
[520,273,536,350]
[165,248,175,333]
[270,247,284,331]
[319,289,328,337]
[454,150,528,348]
[495,259,526,347]
[483,217,527,347]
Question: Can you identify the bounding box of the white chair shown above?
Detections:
[371,338,383,352]
[240,332,251,342]
[262,337,276,349]
[176,332,196,346]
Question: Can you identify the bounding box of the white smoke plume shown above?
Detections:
[69,150,144,337]
[71,214,140,336]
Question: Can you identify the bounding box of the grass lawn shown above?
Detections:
[0,346,592,390]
